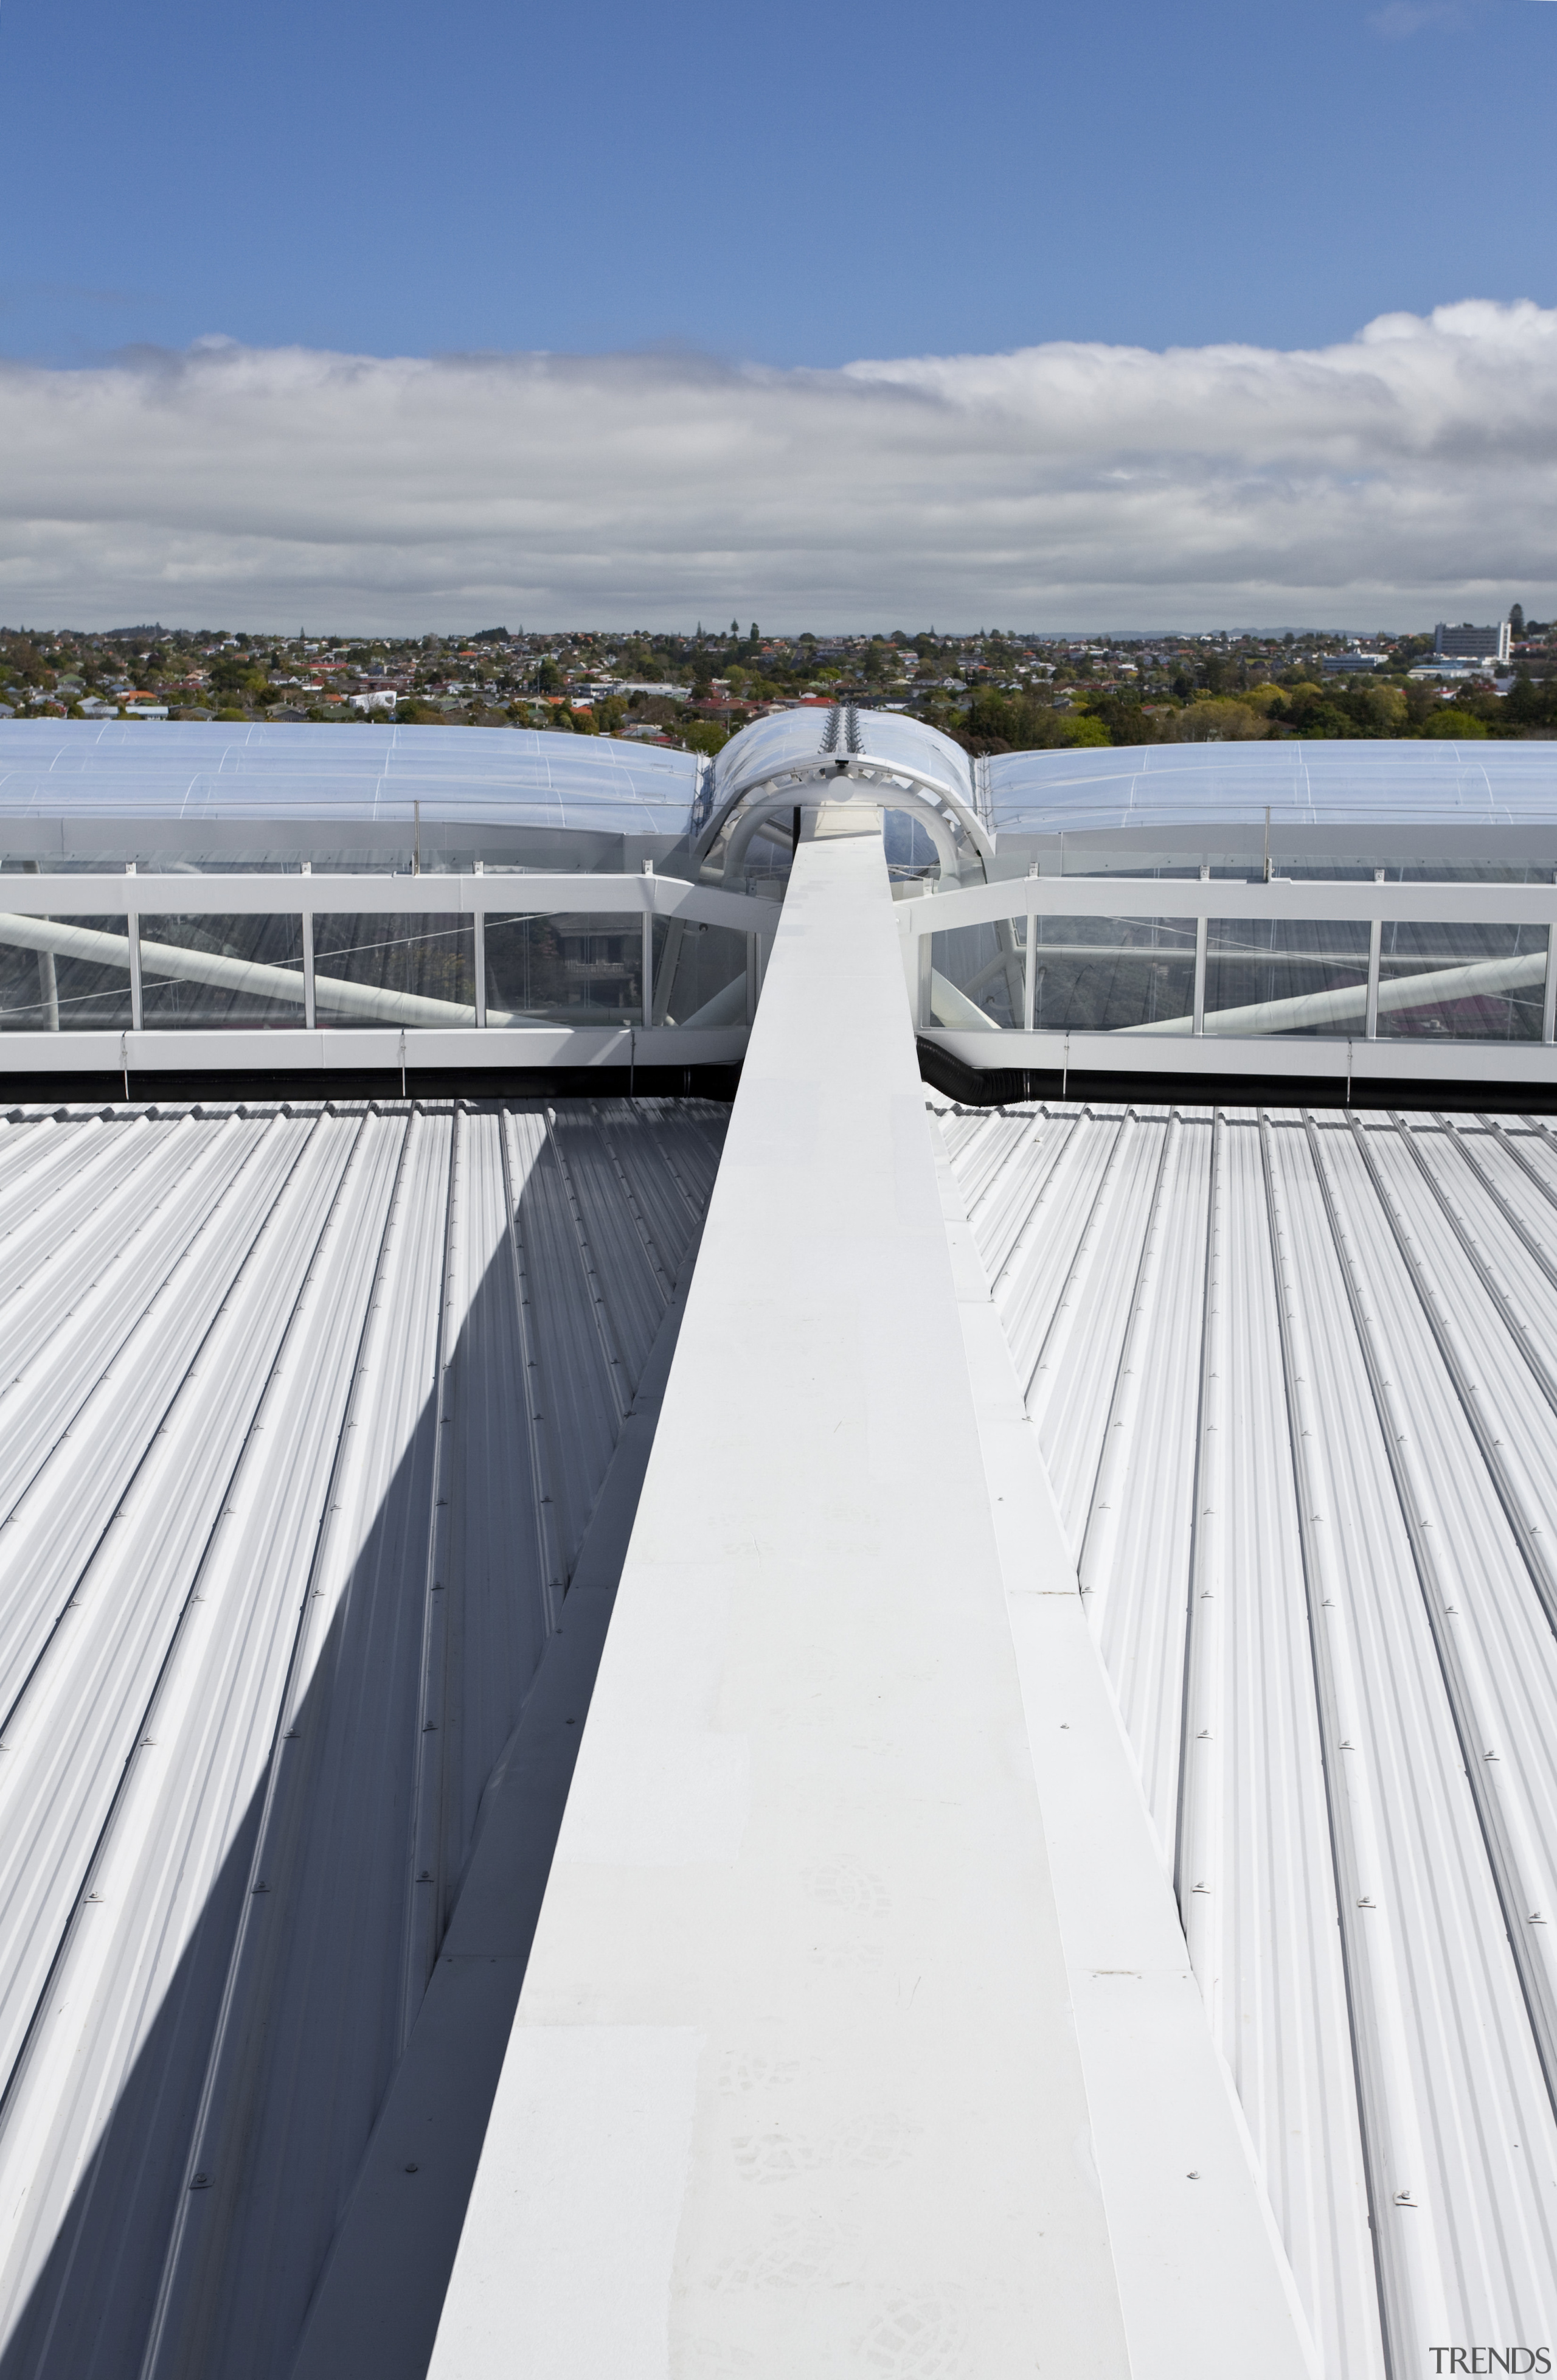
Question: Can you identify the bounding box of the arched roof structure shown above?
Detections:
[695,705,993,883]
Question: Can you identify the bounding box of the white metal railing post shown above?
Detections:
[126,861,142,1032]
[917,910,935,1029]
[1192,865,1209,1037]
[301,860,316,1029]
[1024,869,1037,1032]
[1366,871,1384,1040]
[473,861,487,1029]
[640,861,655,1029]
[1544,928,1557,1045]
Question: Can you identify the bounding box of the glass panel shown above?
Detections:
[0,915,134,1032]
[928,919,1028,1028]
[1204,918,1370,1039]
[650,916,748,1027]
[139,914,305,1029]
[1032,916,1195,1034]
[1377,921,1548,1042]
[929,916,1196,1032]
[314,913,476,1028]
[485,913,642,1026]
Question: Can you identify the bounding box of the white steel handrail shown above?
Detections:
[901,876,1557,1048]
[0,873,778,1037]
[0,872,774,928]
[897,877,1557,931]
[0,914,491,1029]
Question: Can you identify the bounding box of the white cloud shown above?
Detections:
[1368,2,1474,37]
[2,300,1555,631]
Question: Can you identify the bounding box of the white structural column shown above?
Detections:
[429,815,1132,2376]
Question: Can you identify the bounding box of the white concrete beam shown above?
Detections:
[430,815,1136,2376]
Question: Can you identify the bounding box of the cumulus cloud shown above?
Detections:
[2,301,1555,630]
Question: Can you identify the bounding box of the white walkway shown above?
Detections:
[428,813,1314,2378]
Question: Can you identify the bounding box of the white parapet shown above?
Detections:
[427,810,1315,2377]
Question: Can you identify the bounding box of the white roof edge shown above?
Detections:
[932,1127,1321,2379]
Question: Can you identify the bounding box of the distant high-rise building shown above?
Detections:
[1435,618,1511,663]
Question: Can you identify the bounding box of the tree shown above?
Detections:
[1502,673,1557,733]
[209,652,267,701]
[956,687,1106,754]
[1418,706,1488,739]
[1510,604,1525,636]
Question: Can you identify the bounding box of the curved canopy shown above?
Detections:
[708,705,974,811]
[701,705,988,882]
[0,718,701,834]
[987,738,1557,835]
[10,718,1553,879]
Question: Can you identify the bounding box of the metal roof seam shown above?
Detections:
[0,1117,306,1752]
[0,1118,247,1533]
[1075,1111,1178,1632]
[0,1115,366,2221]
[1357,1118,1557,1641]
[167,1109,470,2373]
[504,1110,617,1596]
[1174,1108,1227,2011]
[1303,1111,1557,2149]
[1092,1108,1211,1863]
[498,1108,566,1634]
[398,1105,465,2053]
[0,1114,354,2317]
[130,1110,417,2380]
[991,1113,1120,1419]
[1398,1118,1557,1420]
[1258,1110,1418,2375]
[1446,1121,1557,1300]
[1021,1109,1136,1434]
[934,1096,1557,2363]
[1041,1110,1167,1529]
[545,1115,654,1412]
[586,1106,676,1300]
[1291,1123,1557,2337]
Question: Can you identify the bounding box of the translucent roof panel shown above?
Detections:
[850,710,974,798]
[987,739,1557,834]
[0,720,703,837]
[709,708,834,795]
[707,707,974,804]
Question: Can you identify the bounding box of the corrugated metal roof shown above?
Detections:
[937,1096,1557,2373]
[0,1093,723,2379]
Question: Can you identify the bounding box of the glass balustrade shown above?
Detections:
[139,915,306,1029]
[1202,919,1370,1039]
[0,916,134,1032]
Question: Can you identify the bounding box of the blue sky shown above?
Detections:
[2,0,1553,369]
[2,0,1555,628]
